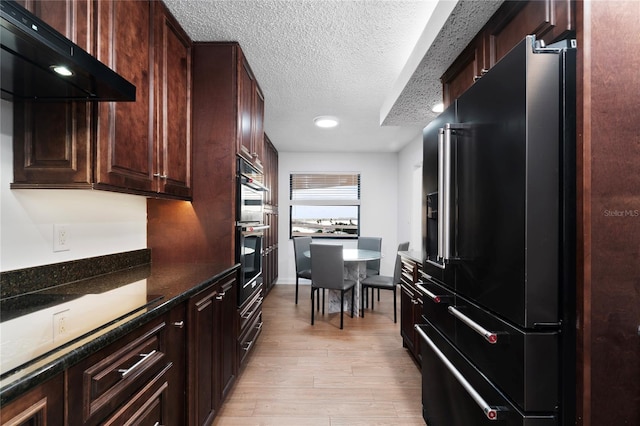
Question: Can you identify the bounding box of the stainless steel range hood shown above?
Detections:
[1,0,135,102]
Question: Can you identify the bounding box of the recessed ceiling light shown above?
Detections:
[313,116,339,128]
[50,65,73,76]
[431,102,444,113]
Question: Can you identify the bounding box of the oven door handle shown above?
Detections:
[245,225,269,231]
[240,173,269,191]
[415,325,500,421]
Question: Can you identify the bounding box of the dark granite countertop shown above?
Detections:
[0,250,238,405]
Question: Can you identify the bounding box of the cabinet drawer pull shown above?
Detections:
[242,309,255,319]
[216,291,226,300]
[415,325,500,420]
[448,307,498,344]
[153,423,164,426]
[256,321,263,331]
[172,321,184,328]
[117,350,157,378]
[243,340,253,352]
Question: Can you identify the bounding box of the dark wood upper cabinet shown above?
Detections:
[11,0,192,200]
[442,0,575,106]
[11,0,93,188]
[238,56,265,171]
[154,1,192,199]
[94,0,155,194]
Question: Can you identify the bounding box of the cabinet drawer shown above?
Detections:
[102,363,172,425]
[67,319,169,425]
[239,290,263,333]
[452,297,559,412]
[238,308,262,367]
[418,279,455,342]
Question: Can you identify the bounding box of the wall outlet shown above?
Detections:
[52,309,70,343]
[53,224,70,252]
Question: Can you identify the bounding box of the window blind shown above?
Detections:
[290,173,360,202]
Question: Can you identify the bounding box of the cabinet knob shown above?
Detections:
[216,291,226,301]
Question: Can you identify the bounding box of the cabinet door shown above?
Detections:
[12,0,93,188]
[95,0,155,193]
[219,275,238,400]
[0,375,64,425]
[155,3,192,199]
[486,0,574,65]
[188,283,220,426]
[400,284,417,354]
[442,33,487,107]
[187,272,238,425]
[251,84,265,170]
[238,56,254,163]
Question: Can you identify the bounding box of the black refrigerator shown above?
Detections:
[415,35,576,425]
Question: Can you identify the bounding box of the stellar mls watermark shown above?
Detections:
[603,209,639,217]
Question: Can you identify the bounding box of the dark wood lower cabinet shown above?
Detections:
[399,255,423,366]
[0,375,63,425]
[66,305,185,426]
[187,270,238,426]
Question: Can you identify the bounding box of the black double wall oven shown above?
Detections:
[416,36,576,426]
[236,158,268,306]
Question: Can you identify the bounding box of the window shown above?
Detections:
[290,173,360,238]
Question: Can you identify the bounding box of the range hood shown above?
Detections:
[1,0,135,102]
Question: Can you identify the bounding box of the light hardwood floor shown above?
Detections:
[214,284,425,425]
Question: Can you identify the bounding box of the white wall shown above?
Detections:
[277,151,399,284]
[0,100,147,272]
[397,132,423,253]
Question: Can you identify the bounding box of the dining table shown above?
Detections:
[304,247,381,316]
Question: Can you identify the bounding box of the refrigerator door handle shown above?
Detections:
[442,124,453,261]
[415,325,500,421]
[448,306,499,344]
[437,127,446,262]
[416,283,444,304]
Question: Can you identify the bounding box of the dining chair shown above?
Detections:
[310,243,356,329]
[293,236,313,304]
[357,237,382,278]
[360,241,409,323]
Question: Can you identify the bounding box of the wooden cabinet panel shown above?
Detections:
[237,54,265,170]
[252,85,265,170]
[95,0,155,193]
[238,58,254,164]
[155,2,192,198]
[442,35,486,108]
[11,0,93,188]
[0,375,64,425]
[187,270,238,425]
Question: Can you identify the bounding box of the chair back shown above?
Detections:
[393,241,410,284]
[293,236,312,274]
[310,243,345,290]
[358,237,382,275]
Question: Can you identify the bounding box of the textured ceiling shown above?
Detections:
[162,0,503,153]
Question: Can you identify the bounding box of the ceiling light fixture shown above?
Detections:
[313,116,339,128]
[50,65,73,76]
[431,102,444,113]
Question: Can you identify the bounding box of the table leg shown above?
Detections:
[327,261,365,316]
